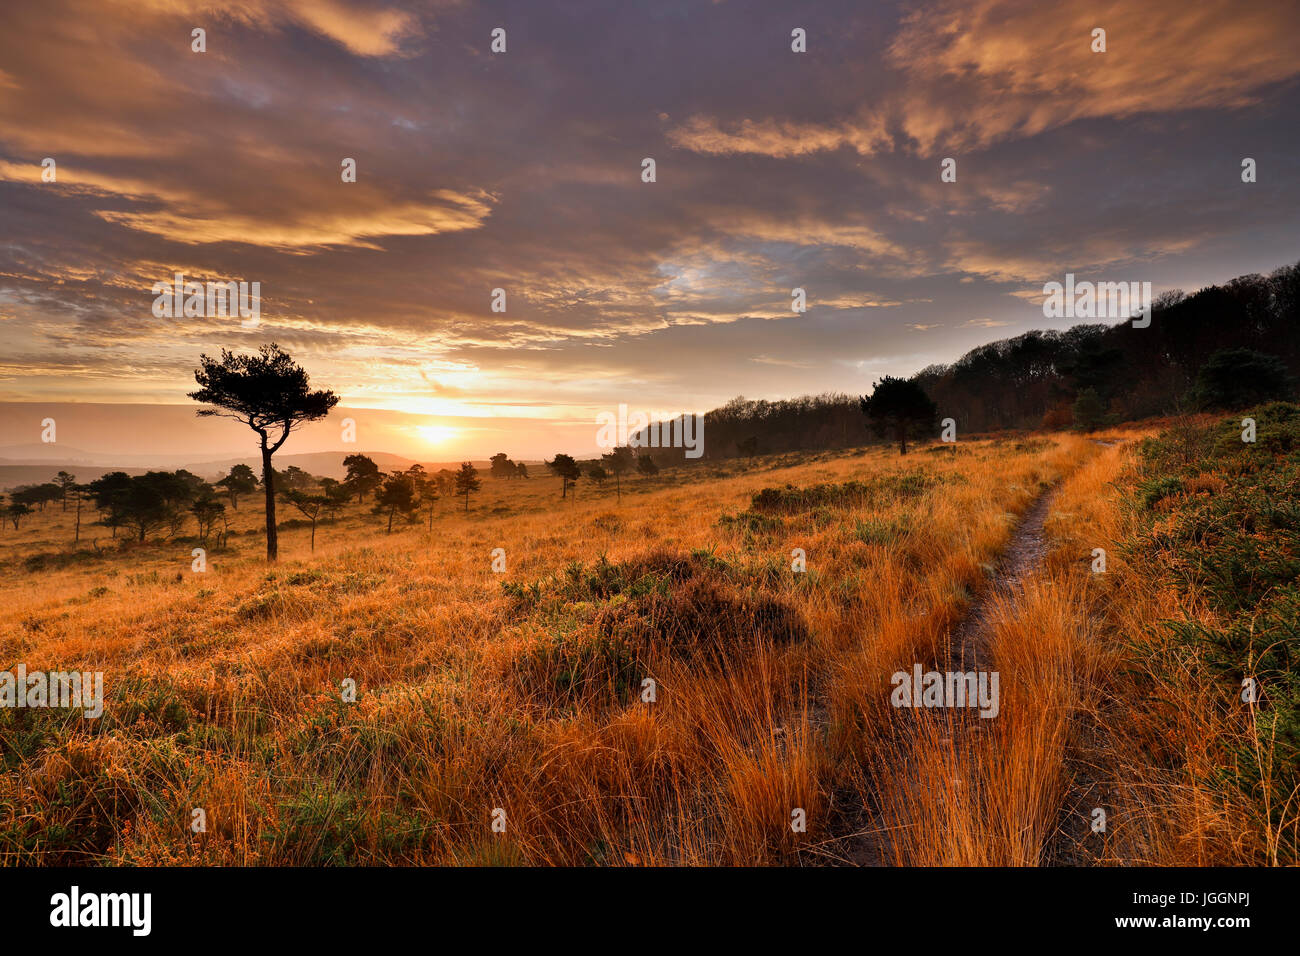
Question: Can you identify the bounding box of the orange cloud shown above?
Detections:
[670,0,1300,158]
[127,0,424,57]
[96,189,494,250]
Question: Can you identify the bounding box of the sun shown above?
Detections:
[416,425,457,445]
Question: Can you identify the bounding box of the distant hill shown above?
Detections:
[0,443,165,490]
[179,452,522,480]
[0,464,151,491]
[640,260,1300,461]
[0,444,99,464]
[179,451,422,481]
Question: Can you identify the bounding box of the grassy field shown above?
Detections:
[1,419,1294,866]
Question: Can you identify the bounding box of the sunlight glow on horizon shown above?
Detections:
[415,424,458,446]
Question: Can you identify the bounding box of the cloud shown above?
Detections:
[97,189,494,249]
[669,0,1300,159]
[667,113,891,158]
[817,295,905,309]
[0,0,1296,443]
[128,0,424,57]
[885,0,1300,153]
[750,354,815,368]
[280,0,421,56]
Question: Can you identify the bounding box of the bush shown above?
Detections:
[1192,349,1294,411]
[593,556,808,662]
[1072,388,1106,431]
[511,631,642,711]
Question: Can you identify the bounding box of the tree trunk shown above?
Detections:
[261,440,278,561]
[898,422,908,456]
[74,496,81,543]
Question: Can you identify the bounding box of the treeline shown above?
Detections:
[3,469,228,543]
[4,448,629,550]
[625,395,863,463]
[0,455,488,548]
[917,261,1300,432]
[544,448,660,503]
[696,394,863,460]
[644,261,1300,458]
[3,470,84,530]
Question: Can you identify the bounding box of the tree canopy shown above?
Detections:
[189,343,337,561]
[860,376,938,455]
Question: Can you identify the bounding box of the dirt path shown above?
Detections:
[831,480,1063,866]
[827,441,1130,866]
[950,483,1060,671]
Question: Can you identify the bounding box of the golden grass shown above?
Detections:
[1040,431,1296,866]
[0,426,1282,865]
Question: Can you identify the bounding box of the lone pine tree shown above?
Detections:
[189,344,337,561]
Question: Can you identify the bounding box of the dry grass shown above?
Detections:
[872,423,1297,868]
[1052,422,1299,866]
[0,425,1286,865]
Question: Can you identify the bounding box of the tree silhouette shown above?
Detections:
[18,483,63,512]
[1071,388,1106,431]
[216,463,258,509]
[278,465,314,491]
[454,462,481,512]
[102,473,181,542]
[189,344,338,561]
[860,376,938,455]
[636,454,659,476]
[372,473,418,532]
[343,453,383,504]
[586,463,608,486]
[54,471,76,511]
[602,446,633,503]
[546,454,581,499]
[283,488,336,549]
[372,473,413,532]
[87,471,132,537]
[70,482,89,543]
[7,502,31,530]
[405,466,439,531]
[191,493,226,544]
[490,453,516,479]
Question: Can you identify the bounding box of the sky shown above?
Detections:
[1,0,1298,462]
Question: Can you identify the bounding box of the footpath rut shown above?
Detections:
[833,476,1065,866]
[950,483,1060,672]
